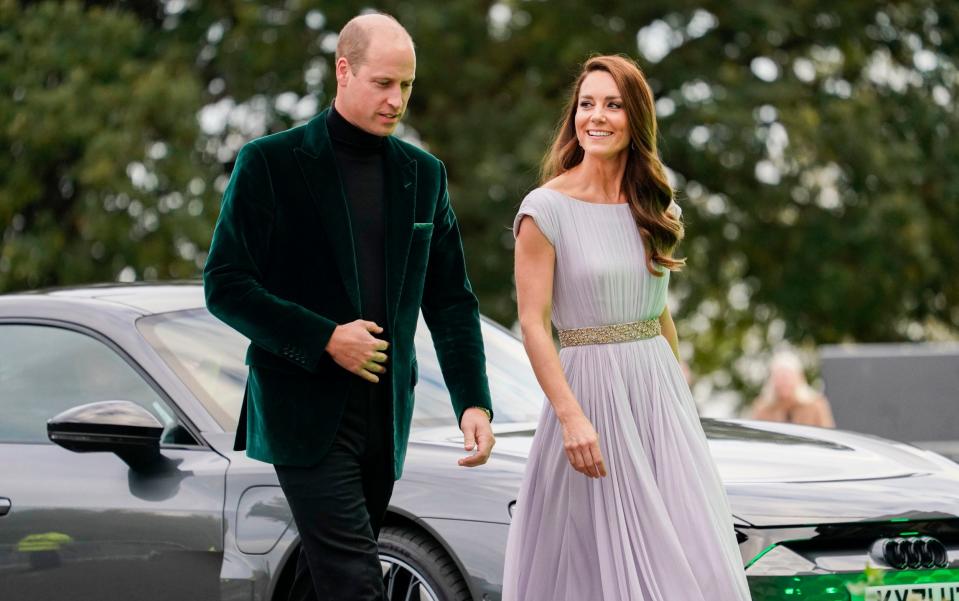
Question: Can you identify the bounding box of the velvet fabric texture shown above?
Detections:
[204,109,492,478]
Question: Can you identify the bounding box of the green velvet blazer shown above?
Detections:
[203,109,492,479]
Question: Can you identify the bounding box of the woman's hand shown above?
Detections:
[560,413,607,478]
[516,215,606,479]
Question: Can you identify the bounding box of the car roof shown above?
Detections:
[0,281,206,317]
[0,281,510,330]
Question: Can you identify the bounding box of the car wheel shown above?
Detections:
[378,526,471,601]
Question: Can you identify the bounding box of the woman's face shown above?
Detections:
[575,71,630,159]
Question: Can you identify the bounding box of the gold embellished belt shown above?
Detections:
[558,319,662,348]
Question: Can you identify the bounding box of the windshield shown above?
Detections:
[138,309,248,429]
[138,309,543,431]
[412,316,543,427]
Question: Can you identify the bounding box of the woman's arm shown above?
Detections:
[817,395,837,428]
[658,305,681,361]
[794,394,836,428]
[515,216,606,478]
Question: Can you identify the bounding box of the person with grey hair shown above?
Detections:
[204,12,495,601]
[751,350,836,428]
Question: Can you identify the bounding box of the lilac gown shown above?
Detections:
[502,188,751,601]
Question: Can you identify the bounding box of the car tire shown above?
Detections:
[378,525,471,601]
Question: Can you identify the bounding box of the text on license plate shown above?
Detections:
[867,583,959,601]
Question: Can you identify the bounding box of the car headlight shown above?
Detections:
[747,544,818,577]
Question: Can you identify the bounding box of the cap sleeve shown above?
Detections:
[513,189,559,245]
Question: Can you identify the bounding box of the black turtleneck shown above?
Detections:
[327,104,387,333]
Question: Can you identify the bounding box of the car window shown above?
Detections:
[138,309,247,431]
[0,324,187,444]
[139,309,544,431]
[411,318,543,428]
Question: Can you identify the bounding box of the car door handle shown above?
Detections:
[0,497,10,516]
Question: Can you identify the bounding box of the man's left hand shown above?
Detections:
[458,408,495,467]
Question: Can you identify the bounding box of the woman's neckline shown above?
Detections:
[541,187,629,207]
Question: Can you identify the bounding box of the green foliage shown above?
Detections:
[2,0,957,399]
[0,0,215,289]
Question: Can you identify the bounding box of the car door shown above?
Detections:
[0,323,228,601]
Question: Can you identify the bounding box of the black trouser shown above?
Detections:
[275,381,394,601]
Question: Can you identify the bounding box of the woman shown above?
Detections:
[502,55,752,601]
[751,350,836,427]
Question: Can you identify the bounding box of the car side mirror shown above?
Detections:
[47,400,163,469]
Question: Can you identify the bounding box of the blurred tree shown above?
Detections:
[2,0,956,401]
[0,0,214,289]
[627,1,959,398]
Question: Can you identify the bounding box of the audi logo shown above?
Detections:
[869,537,949,569]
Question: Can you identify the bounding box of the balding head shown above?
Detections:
[336,13,414,73]
[333,13,416,136]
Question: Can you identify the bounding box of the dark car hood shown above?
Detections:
[412,419,959,526]
[709,420,959,525]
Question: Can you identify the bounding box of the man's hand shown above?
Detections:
[325,320,389,383]
[458,408,495,467]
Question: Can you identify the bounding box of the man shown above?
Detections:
[203,13,495,601]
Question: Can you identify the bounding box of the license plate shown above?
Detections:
[866,583,959,601]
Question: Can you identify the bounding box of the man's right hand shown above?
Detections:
[325,320,389,383]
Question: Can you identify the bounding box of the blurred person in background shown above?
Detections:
[751,350,835,428]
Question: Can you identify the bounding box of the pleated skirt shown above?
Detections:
[501,336,752,601]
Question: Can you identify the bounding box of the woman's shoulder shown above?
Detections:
[524,172,585,204]
[520,185,566,211]
[538,173,576,196]
[515,187,567,242]
[791,399,833,428]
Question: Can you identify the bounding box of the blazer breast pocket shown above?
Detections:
[412,222,434,234]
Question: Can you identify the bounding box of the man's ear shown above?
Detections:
[335,57,351,86]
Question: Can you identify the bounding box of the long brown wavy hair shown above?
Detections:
[542,55,685,275]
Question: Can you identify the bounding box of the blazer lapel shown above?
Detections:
[384,138,417,329]
[294,111,362,315]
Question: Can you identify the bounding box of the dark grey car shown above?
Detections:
[0,283,538,601]
[3,283,959,601]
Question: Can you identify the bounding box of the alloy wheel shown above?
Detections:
[380,555,442,601]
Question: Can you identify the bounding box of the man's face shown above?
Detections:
[335,38,416,136]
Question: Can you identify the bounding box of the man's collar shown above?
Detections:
[327,101,385,152]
